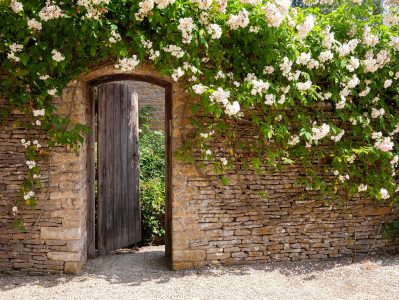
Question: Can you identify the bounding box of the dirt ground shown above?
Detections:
[1,245,399,300]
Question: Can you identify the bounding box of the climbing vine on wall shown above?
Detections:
[1,0,399,229]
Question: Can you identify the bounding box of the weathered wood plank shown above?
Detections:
[113,83,122,250]
[97,85,106,255]
[120,84,129,247]
[105,83,115,253]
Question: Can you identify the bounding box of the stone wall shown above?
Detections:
[0,105,53,275]
[171,167,399,269]
[0,83,88,274]
[1,62,398,275]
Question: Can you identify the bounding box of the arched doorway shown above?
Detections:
[86,74,173,261]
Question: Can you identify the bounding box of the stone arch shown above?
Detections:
[39,62,205,273]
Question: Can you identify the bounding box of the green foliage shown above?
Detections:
[384,220,399,238]
[11,219,26,232]
[292,0,384,14]
[140,179,165,243]
[1,0,399,236]
[139,106,165,244]
[138,105,156,127]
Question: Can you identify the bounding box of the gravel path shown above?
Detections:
[1,245,399,300]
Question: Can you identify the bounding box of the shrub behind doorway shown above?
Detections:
[139,106,165,245]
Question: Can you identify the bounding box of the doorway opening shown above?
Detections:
[86,75,172,263]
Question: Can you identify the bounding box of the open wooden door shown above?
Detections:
[96,82,141,254]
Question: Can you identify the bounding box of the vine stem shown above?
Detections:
[23,153,51,242]
[366,221,383,257]
[349,204,357,263]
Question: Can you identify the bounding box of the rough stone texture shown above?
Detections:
[0,81,88,275]
[1,62,398,275]
[0,102,57,275]
[174,170,399,269]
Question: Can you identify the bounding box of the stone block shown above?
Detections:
[234,229,251,236]
[173,250,206,262]
[231,252,247,258]
[252,227,273,235]
[13,262,34,269]
[47,251,82,262]
[207,252,230,260]
[41,227,81,240]
[172,238,189,249]
[66,231,87,252]
[50,191,78,200]
[64,261,83,273]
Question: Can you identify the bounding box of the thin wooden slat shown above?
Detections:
[105,83,115,253]
[120,84,129,247]
[97,85,106,255]
[112,83,122,250]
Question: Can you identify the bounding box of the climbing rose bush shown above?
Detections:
[1,0,399,225]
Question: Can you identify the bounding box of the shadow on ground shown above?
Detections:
[1,245,398,291]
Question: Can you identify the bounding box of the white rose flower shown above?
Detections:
[207,24,222,39]
[380,188,390,199]
[51,49,65,62]
[191,0,212,10]
[39,1,64,21]
[227,9,249,30]
[384,79,393,89]
[115,55,140,72]
[10,0,23,13]
[33,109,46,117]
[224,101,240,116]
[47,89,57,96]
[28,19,43,31]
[192,84,207,95]
[358,184,368,192]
